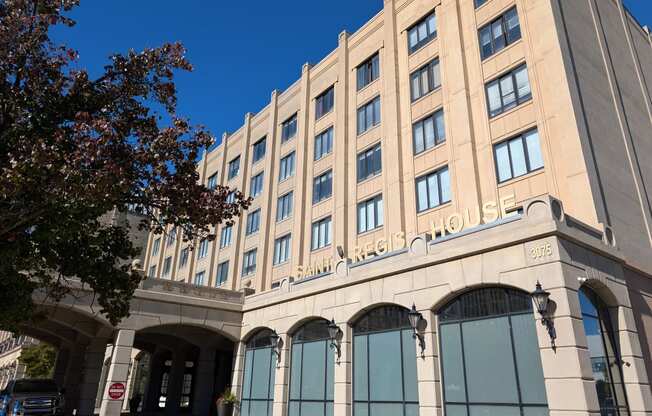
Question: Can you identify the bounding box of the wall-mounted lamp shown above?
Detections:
[531,281,556,350]
[328,318,343,363]
[336,245,345,260]
[269,330,283,367]
[408,304,426,358]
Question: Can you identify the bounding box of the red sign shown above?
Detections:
[108,382,126,400]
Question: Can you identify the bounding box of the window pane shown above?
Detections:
[480,26,492,58]
[427,173,440,208]
[370,403,404,416]
[421,70,429,96]
[417,178,428,212]
[358,204,367,233]
[435,111,445,142]
[377,198,384,227]
[424,116,435,149]
[515,66,531,99]
[251,349,272,399]
[487,82,502,116]
[505,8,521,43]
[522,407,549,416]
[500,75,516,109]
[427,14,436,36]
[469,405,520,416]
[301,402,325,416]
[440,168,451,203]
[288,402,300,416]
[367,201,376,230]
[409,28,418,49]
[373,97,381,125]
[358,108,365,135]
[368,331,402,402]
[495,142,512,182]
[440,323,467,402]
[431,61,441,88]
[354,403,369,416]
[302,341,327,400]
[509,138,527,177]
[290,344,302,400]
[366,102,374,130]
[413,123,425,154]
[401,329,419,402]
[373,146,382,174]
[418,22,427,42]
[511,314,548,404]
[446,405,468,416]
[525,130,544,171]
[462,317,519,403]
[492,20,505,52]
[411,74,420,101]
[353,336,368,401]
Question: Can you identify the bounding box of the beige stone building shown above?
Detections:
[13,0,652,415]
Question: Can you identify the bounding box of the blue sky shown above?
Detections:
[53,1,651,146]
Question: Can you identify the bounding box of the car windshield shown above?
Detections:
[13,380,58,393]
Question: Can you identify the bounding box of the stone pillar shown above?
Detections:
[192,347,217,415]
[99,330,134,416]
[272,334,289,416]
[52,347,70,388]
[415,310,438,415]
[144,349,166,412]
[62,343,86,415]
[164,349,186,416]
[77,338,109,416]
[230,342,246,416]
[333,323,351,416]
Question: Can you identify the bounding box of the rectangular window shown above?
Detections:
[252,137,266,164]
[207,173,218,190]
[242,249,257,276]
[357,96,381,135]
[357,143,382,182]
[357,53,380,90]
[486,64,531,117]
[475,0,488,7]
[194,271,205,286]
[277,192,293,222]
[416,166,451,212]
[494,129,543,183]
[179,247,189,269]
[167,228,177,247]
[313,170,333,204]
[314,127,334,161]
[281,114,297,142]
[228,156,240,180]
[162,256,172,277]
[279,152,295,182]
[311,217,332,251]
[226,191,236,204]
[273,234,291,265]
[220,225,232,248]
[250,172,264,198]
[245,209,261,235]
[410,58,441,101]
[152,238,161,256]
[358,195,384,234]
[479,7,521,59]
[148,265,156,278]
[408,11,437,53]
[413,109,446,155]
[315,86,334,119]
[216,261,229,286]
[197,238,209,259]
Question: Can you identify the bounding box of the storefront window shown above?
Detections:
[352,305,420,416]
[241,329,276,416]
[579,287,630,416]
[438,287,549,416]
[289,320,334,416]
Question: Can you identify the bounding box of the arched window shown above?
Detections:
[579,287,630,416]
[438,287,549,416]
[352,305,419,415]
[288,319,334,416]
[240,329,276,416]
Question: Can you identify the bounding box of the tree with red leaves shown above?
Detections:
[0,0,249,331]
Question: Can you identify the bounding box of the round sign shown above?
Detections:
[108,382,126,400]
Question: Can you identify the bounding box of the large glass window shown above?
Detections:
[439,287,549,416]
[152,238,161,256]
[207,173,218,190]
[289,320,335,416]
[179,247,189,269]
[358,195,384,234]
[280,152,296,181]
[494,129,544,183]
[353,306,420,416]
[408,11,437,53]
[277,192,293,222]
[194,271,205,286]
[315,127,334,161]
[216,261,229,287]
[220,225,233,248]
[415,166,451,213]
[479,7,521,60]
[357,53,380,91]
[242,249,257,276]
[357,96,381,135]
[162,256,172,277]
[253,137,266,164]
[313,170,333,204]
[311,217,332,251]
[246,209,261,235]
[579,287,630,416]
[486,64,531,117]
[413,109,445,155]
[228,156,241,180]
[197,238,209,259]
[282,114,298,143]
[241,329,277,416]
[411,58,441,102]
[316,87,335,119]
[273,234,291,265]
[250,172,264,198]
[357,143,382,182]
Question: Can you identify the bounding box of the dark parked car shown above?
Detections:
[0,379,64,415]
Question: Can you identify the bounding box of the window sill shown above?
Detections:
[357,225,384,237]
[312,196,333,207]
[276,216,293,225]
[278,176,295,185]
[411,86,442,106]
[315,110,334,123]
[311,244,332,254]
[356,78,380,94]
[357,123,381,139]
[416,200,453,217]
[497,168,544,188]
[314,152,333,163]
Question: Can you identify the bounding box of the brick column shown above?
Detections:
[99,330,134,416]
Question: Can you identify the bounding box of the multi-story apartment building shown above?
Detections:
[99,0,652,415]
[0,332,38,389]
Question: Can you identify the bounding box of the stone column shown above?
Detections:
[62,343,86,415]
[230,342,246,416]
[192,347,217,415]
[143,349,166,412]
[52,347,70,388]
[272,334,289,416]
[77,338,109,416]
[163,349,186,416]
[415,310,438,415]
[333,323,351,416]
[99,330,134,416]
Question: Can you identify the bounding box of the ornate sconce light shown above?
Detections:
[269,330,283,366]
[408,304,426,358]
[328,318,343,363]
[531,281,556,350]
